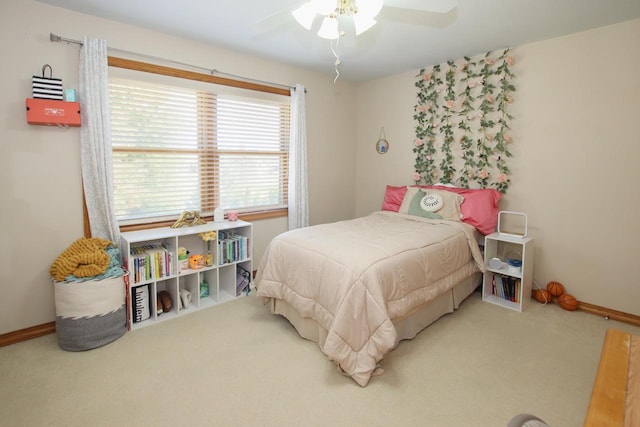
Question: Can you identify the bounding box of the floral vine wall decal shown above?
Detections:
[413,48,516,193]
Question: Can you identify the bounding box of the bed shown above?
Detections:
[255,184,503,385]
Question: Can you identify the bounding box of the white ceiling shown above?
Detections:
[36,0,640,82]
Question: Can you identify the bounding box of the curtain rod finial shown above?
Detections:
[50,33,62,42]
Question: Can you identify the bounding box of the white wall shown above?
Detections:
[0,0,357,334]
[356,19,640,316]
[2,1,637,335]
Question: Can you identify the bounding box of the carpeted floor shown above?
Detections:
[0,291,638,427]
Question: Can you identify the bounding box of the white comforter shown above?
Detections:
[255,211,485,386]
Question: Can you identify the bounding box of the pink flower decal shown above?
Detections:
[486,58,495,65]
[486,95,495,104]
[497,173,509,182]
[412,172,421,181]
[446,100,455,109]
[414,139,424,146]
[423,73,432,81]
[426,155,432,161]
[506,56,515,66]
[479,170,490,179]
[504,134,512,143]
[507,95,513,103]
[486,133,494,141]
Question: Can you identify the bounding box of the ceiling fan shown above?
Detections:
[252,0,458,40]
[253,0,458,81]
[290,0,458,39]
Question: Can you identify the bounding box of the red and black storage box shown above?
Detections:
[26,98,81,127]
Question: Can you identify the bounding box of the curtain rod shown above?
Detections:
[49,32,299,92]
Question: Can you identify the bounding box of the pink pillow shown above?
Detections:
[416,186,502,235]
[381,185,407,212]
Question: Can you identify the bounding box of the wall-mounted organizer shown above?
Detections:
[26,98,81,127]
[119,220,252,330]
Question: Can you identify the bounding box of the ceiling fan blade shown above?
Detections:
[252,1,305,33]
[384,0,457,14]
[252,10,293,34]
[378,6,457,29]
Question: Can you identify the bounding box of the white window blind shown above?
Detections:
[109,78,290,224]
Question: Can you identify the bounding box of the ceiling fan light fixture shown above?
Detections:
[352,14,377,35]
[317,16,340,39]
[356,0,383,19]
[292,2,318,30]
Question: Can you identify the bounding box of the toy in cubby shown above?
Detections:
[178,247,189,271]
[189,254,205,269]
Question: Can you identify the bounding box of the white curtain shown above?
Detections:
[288,84,308,230]
[79,37,119,242]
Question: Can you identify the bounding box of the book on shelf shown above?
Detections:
[236,265,251,296]
[132,284,151,323]
[491,273,521,303]
[129,243,174,284]
[217,231,249,265]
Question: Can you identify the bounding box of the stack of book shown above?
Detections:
[491,274,521,303]
[217,231,249,265]
[129,243,174,284]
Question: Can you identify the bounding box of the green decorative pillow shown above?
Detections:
[399,187,464,221]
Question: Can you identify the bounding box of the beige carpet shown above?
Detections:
[1,291,638,427]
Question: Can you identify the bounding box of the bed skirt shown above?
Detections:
[53,274,128,352]
[269,272,481,348]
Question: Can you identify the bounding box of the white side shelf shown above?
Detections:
[120,220,252,330]
[482,232,534,312]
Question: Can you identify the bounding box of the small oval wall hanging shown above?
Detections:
[376,127,389,154]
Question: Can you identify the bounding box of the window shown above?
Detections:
[109,76,290,225]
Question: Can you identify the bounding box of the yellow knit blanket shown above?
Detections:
[50,237,113,282]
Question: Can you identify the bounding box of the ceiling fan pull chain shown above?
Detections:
[331,31,342,83]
